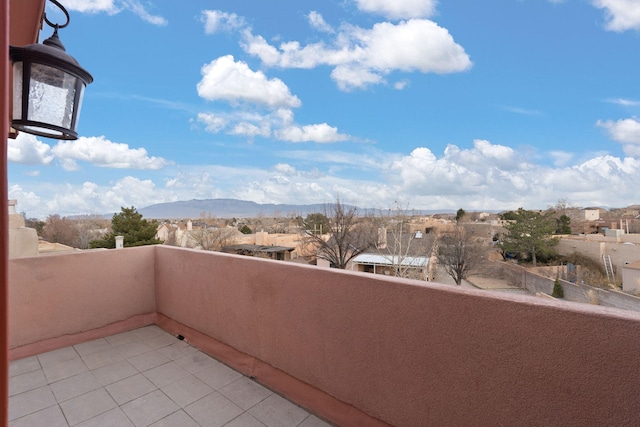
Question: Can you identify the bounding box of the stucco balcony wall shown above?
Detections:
[9,246,157,353]
[8,245,640,426]
[154,246,640,426]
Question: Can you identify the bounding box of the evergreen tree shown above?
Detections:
[90,206,161,248]
[499,208,558,266]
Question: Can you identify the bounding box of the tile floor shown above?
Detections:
[8,325,332,427]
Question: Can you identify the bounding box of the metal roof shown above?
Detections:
[352,254,429,267]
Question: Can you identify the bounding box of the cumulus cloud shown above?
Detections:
[64,0,166,25]
[354,0,437,19]
[201,10,247,34]
[51,136,170,171]
[593,0,640,32]
[242,19,471,91]
[197,55,301,109]
[307,11,335,33]
[387,141,640,209]
[195,57,351,143]
[8,133,54,165]
[276,124,350,143]
[597,118,640,156]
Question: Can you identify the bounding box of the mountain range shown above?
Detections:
[137,199,455,219]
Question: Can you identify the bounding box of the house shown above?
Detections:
[222,244,296,261]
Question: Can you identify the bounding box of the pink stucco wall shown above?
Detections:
[8,245,640,425]
[155,246,640,426]
[9,247,156,351]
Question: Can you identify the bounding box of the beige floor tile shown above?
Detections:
[223,412,267,427]
[194,361,242,390]
[161,375,214,407]
[75,408,135,427]
[219,377,272,410]
[127,350,171,372]
[9,386,57,422]
[38,347,80,367]
[143,361,190,388]
[105,373,157,405]
[158,341,197,361]
[9,369,47,396]
[8,404,68,427]
[115,341,153,358]
[121,390,179,427]
[149,409,200,427]
[59,388,117,426]
[73,338,112,357]
[42,358,89,383]
[176,351,217,374]
[105,330,140,347]
[92,360,138,386]
[9,356,40,378]
[144,333,179,349]
[82,348,124,370]
[248,394,310,427]
[185,392,244,427]
[50,372,102,403]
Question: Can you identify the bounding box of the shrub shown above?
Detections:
[552,278,564,298]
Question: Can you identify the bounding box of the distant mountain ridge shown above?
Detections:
[139,199,334,219]
[138,198,455,219]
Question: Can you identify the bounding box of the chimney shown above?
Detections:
[115,236,124,249]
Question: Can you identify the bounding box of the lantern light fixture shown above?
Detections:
[9,0,93,140]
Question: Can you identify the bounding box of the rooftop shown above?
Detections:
[9,326,328,426]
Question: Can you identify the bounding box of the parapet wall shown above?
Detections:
[8,246,640,426]
[9,247,157,350]
[154,246,640,426]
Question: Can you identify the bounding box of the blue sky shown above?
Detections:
[8,0,640,218]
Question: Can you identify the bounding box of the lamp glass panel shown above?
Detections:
[12,62,23,120]
[26,62,78,131]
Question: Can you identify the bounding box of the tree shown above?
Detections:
[189,226,237,251]
[437,226,487,286]
[42,214,79,247]
[455,208,466,224]
[552,278,564,298]
[239,225,252,234]
[377,203,432,280]
[499,208,559,267]
[90,206,161,248]
[555,214,571,234]
[303,213,330,235]
[302,197,377,269]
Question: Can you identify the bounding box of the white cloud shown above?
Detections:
[597,118,640,156]
[202,10,247,34]
[593,0,640,32]
[307,11,335,33]
[64,0,166,25]
[197,55,301,109]
[8,133,54,165]
[51,136,170,170]
[607,98,640,107]
[197,113,229,133]
[276,124,350,143]
[242,19,471,91]
[355,0,437,19]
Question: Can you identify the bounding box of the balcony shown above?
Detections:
[8,245,640,426]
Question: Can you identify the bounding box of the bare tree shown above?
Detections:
[378,204,433,280]
[42,214,79,247]
[436,226,487,286]
[189,226,238,251]
[302,197,378,269]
